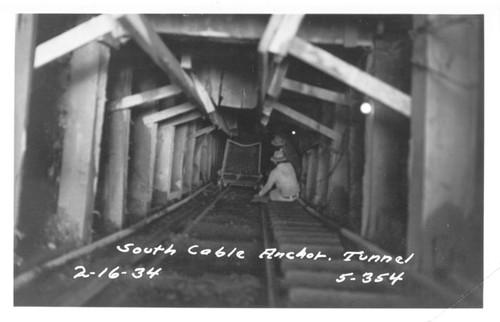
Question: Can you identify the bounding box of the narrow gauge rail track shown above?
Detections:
[15,185,269,307]
[264,200,448,308]
[15,184,451,308]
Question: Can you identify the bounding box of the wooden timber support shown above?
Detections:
[195,126,216,137]
[149,14,374,47]
[191,73,230,134]
[267,15,304,59]
[128,76,159,220]
[267,59,290,99]
[288,37,411,117]
[112,14,230,135]
[143,102,197,126]
[257,15,283,105]
[153,125,175,205]
[281,78,352,106]
[270,101,341,143]
[101,61,133,232]
[313,106,335,207]
[15,14,37,233]
[162,111,202,128]
[408,16,483,283]
[56,40,110,245]
[112,15,204,109]
[258,15,304,106]
[108,84,183,112]
[33,15,119,69]
[183,123,197,194]
[170,124,189,200]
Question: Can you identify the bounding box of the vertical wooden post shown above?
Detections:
[153,125,175,205]
[408,16,483,280]
[348,99,364,233]
[193,136,203,188]
[313,105,334,208]
[305,148,318,202]
[299,152,309,199]
[359,36,411,253]
[170,124,188,199]
[200,135,209,183]
[327,105,349,223]
[15,14,37,233]
[207,134,214,179]
[128,76,158,220]
[102,63,132,232]
[57,41,110,245]
[183,122,197,194]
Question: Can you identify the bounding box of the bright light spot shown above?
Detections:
[360,102,373,114]
[291,131,296,135]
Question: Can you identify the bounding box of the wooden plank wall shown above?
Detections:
[294,101,353,228]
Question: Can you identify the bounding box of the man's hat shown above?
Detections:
[271,135,285,147]
[271,149,287,162]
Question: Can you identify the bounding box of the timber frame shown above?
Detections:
[257,14,411,148]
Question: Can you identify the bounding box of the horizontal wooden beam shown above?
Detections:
[282,78,351,105]
[108,84,183,112]
[143,102,197,126]
[113,15,206,114]
[148,14,373,47]
[288,37,411,117]
[162,111,202,127]
[271,101,341,142]
[195,126,216,137]
[34,15,114,68]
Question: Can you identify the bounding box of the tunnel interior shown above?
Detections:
[14,14,483,308]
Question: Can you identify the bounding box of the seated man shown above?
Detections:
[256,150,300,202]
[271,134,300,178]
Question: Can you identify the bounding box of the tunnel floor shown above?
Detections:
[15,186,269,307]
[15,185,450,308]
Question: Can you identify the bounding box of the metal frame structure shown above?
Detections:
[219,140,262,189]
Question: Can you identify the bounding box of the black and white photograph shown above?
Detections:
[6,0,500,320]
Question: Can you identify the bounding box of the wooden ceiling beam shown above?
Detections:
[112,15,207,114]
[257,15,284,105]
[108,84,183,112]
[148,14,374,47]
[162,111,203,127]
[288,37,411,117]
[113,14,232,134]
[195,126,216,137]
[34,14,116,68]
[271,101,341,142]
[281,78,352,106]
[143,102,197,126]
